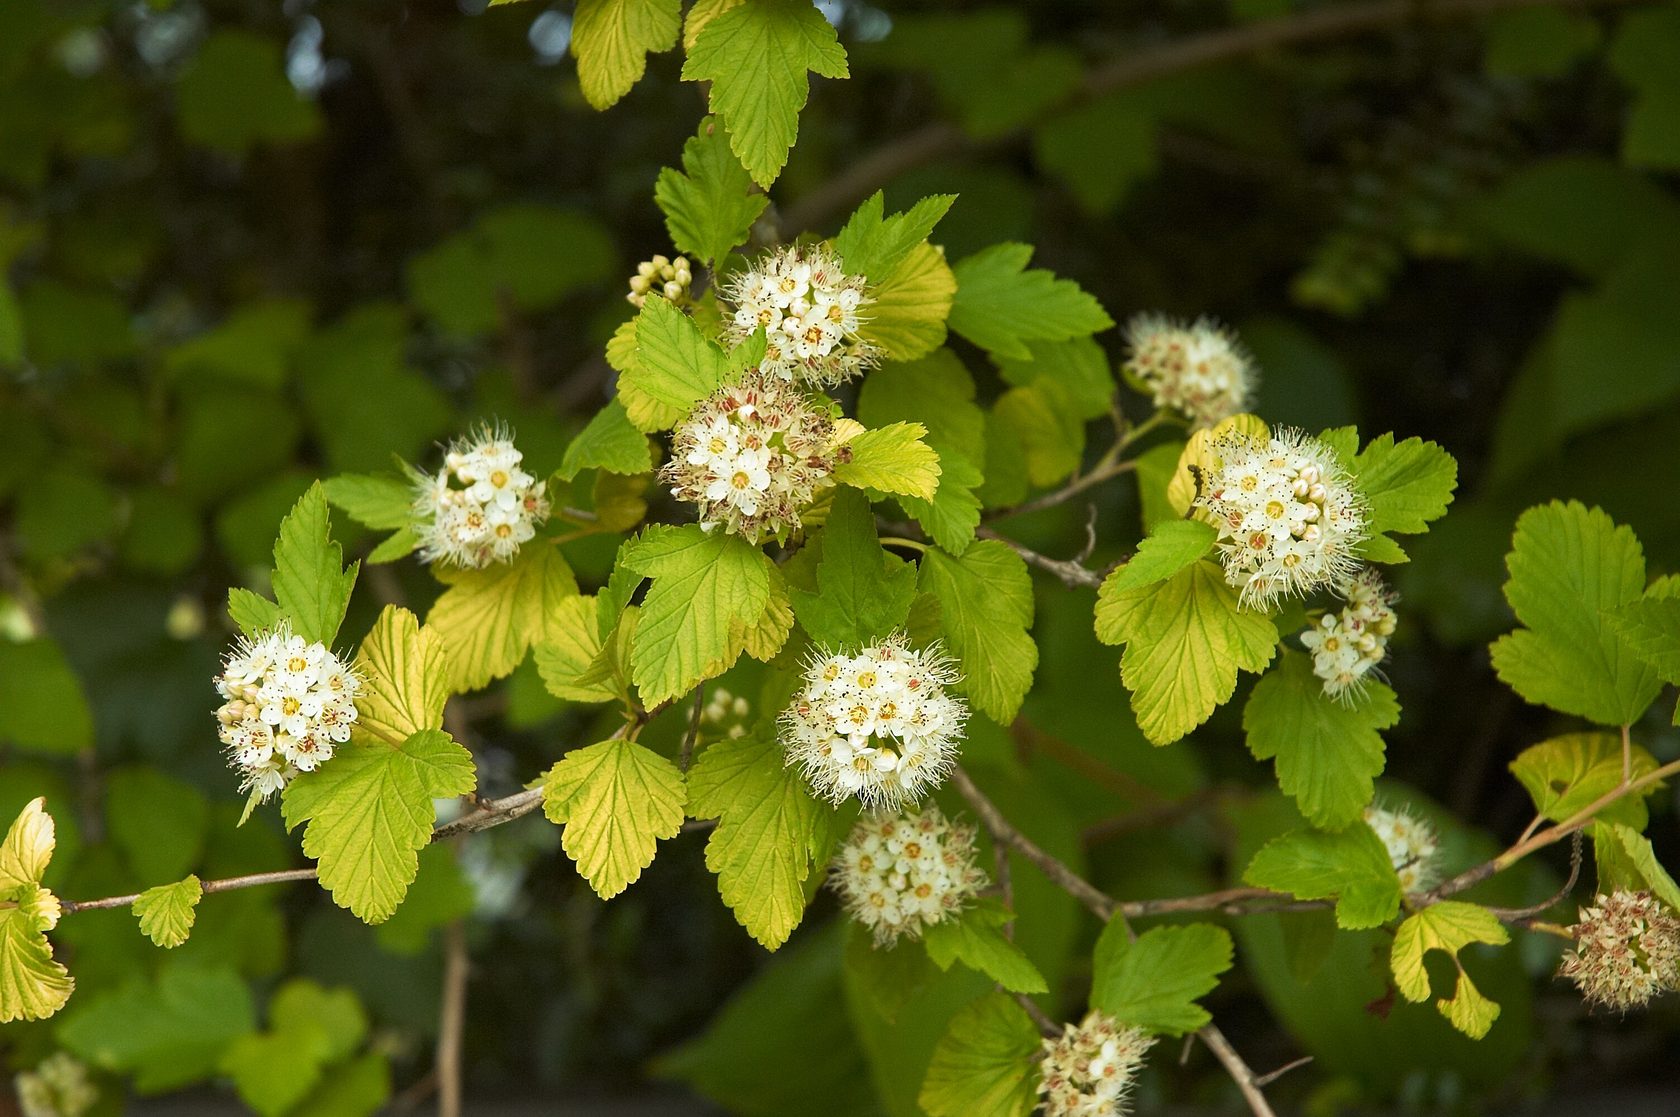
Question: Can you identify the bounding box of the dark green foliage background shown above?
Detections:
[2,0,1678,1112]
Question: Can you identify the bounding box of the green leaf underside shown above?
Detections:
[1390,901,1510,1039]
[620,295,734,430]
[1090,920,1233,1036]
[919,541,1037,723]
[541,739,687,899]
[834,191,956,283]
[322,473,413,531]
[134,875,204,948]
[1243,828,1402,929]
[1609,577,1680,684]
[1596,823,1680,909]
[559,399,653,479]
[918,993,1042,1117]
[1101,519,1217,595]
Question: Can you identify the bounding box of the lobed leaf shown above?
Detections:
[920,541,1037,723]
[133,875,204,949]
[542,739,687,899]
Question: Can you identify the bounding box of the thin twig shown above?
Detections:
[984,459,1138,524]
[1197,1025,1280,1117]
[1014,991,1058,1037]
[975,526,1106,589]
[1252,1055,1315,1089]
[61,868,322,914]
[436,921,469,1117]
[950,767,1116,921]
[1486,832,1583,923]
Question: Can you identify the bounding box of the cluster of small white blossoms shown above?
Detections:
[1558,890,1680,1011]
[1364,804,1442,893]
[1301,569,1398,700]
[702,687,752,740]
[780,633,967,809]
[1196,428,1368,609]
[1123,314,1255,428]
[15,1054,98,1117]
[1037,1011,1155,1117]
[411,427,551,569]
[214,624,361,801]
[626,253,692,309]
[661,369,846,543]
[724,243,878,387]
[831,805,988,946]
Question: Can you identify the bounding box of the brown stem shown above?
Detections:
[950,767,1115,922]
[1197,1025,1280,1117]
[975,526,1106,589]
[436,920,469,1117]
[61,868,322,914]
[984,459,1138,524]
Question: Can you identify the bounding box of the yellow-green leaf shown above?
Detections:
[541,739,687,899]
[354,606,449,744]
[426,544,579,692]
[133,876,203,949]
[571,0,681,110]
[1389,901,1510,1039]
[834,421,941,501]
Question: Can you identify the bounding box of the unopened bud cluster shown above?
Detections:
[1037,1011,1155,1117]
[1124,314,1254,428]
[725,243,878,387]
[780,632,966,808]
[15,1054,98,1117]
[626,253,693,309]
[832,805,987,945]
[702,687,751,740]
[662,369,846,543]
[411,426,551,569]
[1364,804,1441,893]
[1196,427,1367,609]
[1301,569,1397,700]
[215,624,361,801]
[1559,890,1680,1011]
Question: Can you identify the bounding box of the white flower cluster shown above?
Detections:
[1196,428,1367,609]
[1301,569,1398,701]
[661,369,846,543]
[832,805,988,946]
[1364,804,1441,893]
[15,1054,98,1117]
[412,426,551,569]
[702,687,751,740]
[724,243,878,387]
[1037,1011,1155,1117]
[1123,315,1254,428]
[215,624,361,801]
[626,253,692,309]
[780,632,966,809]
[1559,890,1680,1012]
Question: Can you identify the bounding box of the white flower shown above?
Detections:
[627,253,693,309]
[1559,890,1680,1011]
[1194,427,1367,609]
[215,623,361,802]
[15,1053,98,1117]
[1037,1011,1154,1117]
[831,804,988,946]
[723,244,878,387]
[411,424,551,569]
[1123,314,1255,428]
[1363,803,1441,893]
[1300,568,1398,701]
[662,369,847,543]
[779,632,966,809]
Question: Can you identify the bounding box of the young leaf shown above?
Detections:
[861,241,958,361]
[920,541,1037,723]
[570,0,681,110]
[281,729,476,924]
[1594,822,1680,908]
[920,994,1042,1117]
[1090,920,1234,1036]
[1242,650,1398,829]
[1352,434,1458,537]
[0,798,72,1024]
[655,116,767,264]
[993,381,1084,487]
[1509,732,1662,829]
[790,488,917,649]
[1242,827,1402,929]
[1099,519,1216,596]
[1095,559,1277,746]
[686,733,837,949]
[541,739,687,899]
[228,587,284,639]
[1489,501,1661,726]
[621,524,771,706]
[272,482,359,645]
[948,243,1113,360]
[681,0,849,187]
[834,191,956,283]
[1389,901,1510,1039]
[534,595,627,703]
[833,421,942,501]
[367,527,417,565]
[133,875,204,949]
[558,399,653,480]
[353,606,450,745]
[620,295,734,430]
[322,473,414,531]
[426,544,580,692]
[921,901,1048,995]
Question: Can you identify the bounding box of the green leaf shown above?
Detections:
[834,191,956,283]
[862,241,958,361]
[1489,501,1661,726]
[1389,901,1510,1039]
[366,528,417,565]
[993,381,1084,487]
[107,769,209,883]
[655,116,768,263]
[221,980,367,1117]
[681,0,849,187]
[0,638,94,755]
[176,31,321,155]
[375,843,475,954]
[834,421,942,501]
[1243,828,1402,930]
[290,1051,390,1117]
[541,739,687,899]
[921,901,1047,994]
[1595,823,1680,908]
[1509,731,1663,830]
[1352,434,1457,538]
[426,544,580,692]
[534,595,629,704]
[322,473,413,532]
[560,400,654,481]
[686,733,836,949]
[1608,577,1680,684]
[621,525,771,706]
[1095,559,1278,746]
[620,295,734,430]
[994,335,1115,420]
[0,909,73,1023]
[353,606,450,745]
[60,963,256,1091]
[570,0,681,109]
[1242,650,1397,828]
[281,730,476,924]
[790,488,917,649]
[1090,920,1233,1036]
[1100,519,1217,596]
[271,482,359,646]
[918,994,1041,1117]
[948,243,1113,360]
[920,541,1037,723]
[228,587,283,637]
[133,876,203,949]
[901,442,983,554]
